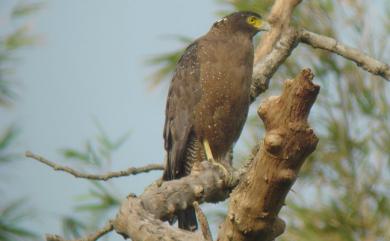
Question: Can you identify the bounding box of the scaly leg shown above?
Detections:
[202,139,231,180]
[203,139,214,162]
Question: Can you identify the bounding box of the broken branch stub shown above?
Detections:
[218,69,319,241]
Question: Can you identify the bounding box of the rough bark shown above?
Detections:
[112,162,232,241]
[217,69,319,241]
[114,196,204,241]
[140,161,232,221]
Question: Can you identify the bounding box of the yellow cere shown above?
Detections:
[246,16,262,29]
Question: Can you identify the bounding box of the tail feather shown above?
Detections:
[178,207,198,231]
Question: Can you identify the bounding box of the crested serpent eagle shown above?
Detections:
[162,11,270,231]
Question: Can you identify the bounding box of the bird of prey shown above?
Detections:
[162,11,270,231]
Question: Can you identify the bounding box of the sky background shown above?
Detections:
[0,0,231,239]
[3,1,388,240]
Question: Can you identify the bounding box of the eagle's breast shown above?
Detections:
[194,34,254,158]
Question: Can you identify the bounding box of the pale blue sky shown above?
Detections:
[1,1,229,239]
[2,1,388,240]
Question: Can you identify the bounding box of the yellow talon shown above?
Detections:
[202,139,231,183]
[203,139,215,162]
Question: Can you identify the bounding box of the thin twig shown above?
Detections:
[25,151,164,181]
[300,29,390,81]
[193,201,212,241]
[46,220,114,241]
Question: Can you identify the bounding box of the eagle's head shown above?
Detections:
[212,11,271,37]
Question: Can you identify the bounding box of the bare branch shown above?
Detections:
[300,29,390,81]
[250,26,390,101]
[46,220,114,241]
[35,156,243,240]
[251,27,300,100]
[114,196,205,241]
[25,151,164,181]
[193,201,213,241]
[254,0,302,62]
[140,161,234,221]
[251,0,389,102]
[218,69,319,241]
[112,161,236,241]
[251,0,304,100]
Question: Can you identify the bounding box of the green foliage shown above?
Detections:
[0,126,19,163]
[61,216,87,240]
[0,200,38,241]
[146,36,192,88]
[148,0,390,240]
[59,125,127,239]
[215,0,274,15]
[11,2,45,18]
[61,181,121,240]
[0,2,41,240]
[0,2,41,106]
[75,182,120,214]
[60,122,130,167]
[4,26,38,51]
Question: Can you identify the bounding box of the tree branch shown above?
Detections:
[108,69,319,241]
[218,69,319,241]
[251,27,300,100]
[250,0,389,101]
[46,220,114,241]
[112,161,236,241]
[138,161,232,222]
[300,29,390,81]
[114,196,205,241]
[25,151,164,181]
[250,26,390,101]
[254,0,302,62]
[193,201,213,241]
[39,68,320,241]
[250,0,303,100]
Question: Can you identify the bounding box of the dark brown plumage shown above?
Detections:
[162,11,269,231]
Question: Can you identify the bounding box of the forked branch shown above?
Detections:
[218,69,319,241]
[113,161,232,241]
[111,69,320,241]
[250,0,389,101]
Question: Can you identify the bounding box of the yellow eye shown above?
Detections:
[246,16,262,29]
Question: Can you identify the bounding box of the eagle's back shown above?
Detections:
[163,42,202,180]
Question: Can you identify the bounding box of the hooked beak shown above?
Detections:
[258,21,271,31]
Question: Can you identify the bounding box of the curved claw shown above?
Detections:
[202,139,233,185]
